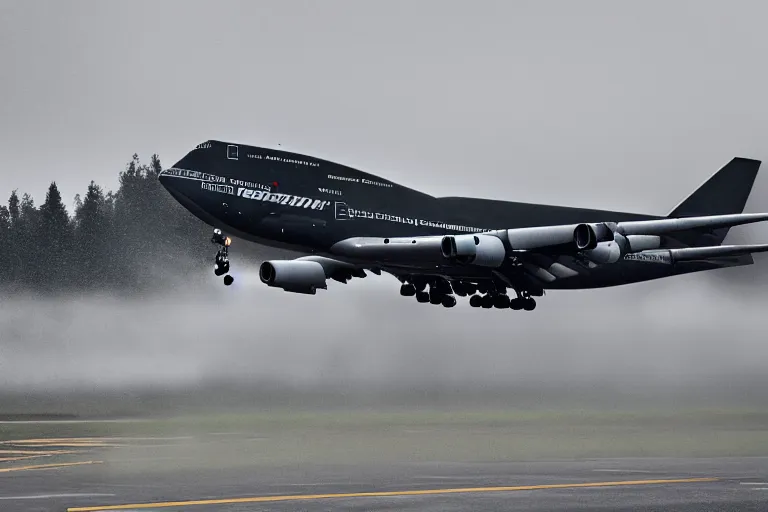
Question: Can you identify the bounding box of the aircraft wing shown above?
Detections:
[326,212,768,286]
[258,212,768,295]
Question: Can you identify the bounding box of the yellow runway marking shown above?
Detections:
[13,443,120,448]
[2,438,105,443]
[0,450,77,455]
[65,477,718,511]
[0,461,102,474]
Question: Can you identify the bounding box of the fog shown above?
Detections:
[1,249,767,407]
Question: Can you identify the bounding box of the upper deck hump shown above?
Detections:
[200,139,434,199]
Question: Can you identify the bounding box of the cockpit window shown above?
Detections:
[227,145,239,160]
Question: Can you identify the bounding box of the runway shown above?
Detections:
[0,411,766,511]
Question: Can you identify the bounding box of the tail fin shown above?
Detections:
[667,157,761,245]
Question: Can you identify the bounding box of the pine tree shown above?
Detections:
[75,181,112,288]
[0,205,9,285]
[8,190,20,225]
[40,182,72,289]
[15,193,39,287]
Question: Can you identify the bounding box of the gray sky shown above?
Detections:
[2,0,768,396]
[2,0,768,212]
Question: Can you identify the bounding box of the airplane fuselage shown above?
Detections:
[159,140,760,300]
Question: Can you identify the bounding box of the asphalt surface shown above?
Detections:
[0,429,766,512]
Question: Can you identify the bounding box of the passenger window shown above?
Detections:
[227,145,239,160]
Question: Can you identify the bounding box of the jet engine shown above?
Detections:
[440,234,506,267]
[259,260,327,294]
[581,240,622,264]
[573,223,598,250]
[581,234,662,264]
[503,223,612,252]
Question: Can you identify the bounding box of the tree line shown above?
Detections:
[0,154,213,294]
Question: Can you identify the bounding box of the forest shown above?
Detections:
[0,154,213,293]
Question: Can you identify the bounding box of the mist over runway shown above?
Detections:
[1,264,768,401]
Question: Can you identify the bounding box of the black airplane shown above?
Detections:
[159,140,768,310]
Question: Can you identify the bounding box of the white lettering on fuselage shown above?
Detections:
[247,153,320,167]
[327,174,393,188]
[335,202,489,233]
[201,182,234,195]
[361,178,393,188]
[318,187,342,196]
[623,252,671,264]
[328,174,358,182]
[229,178,270,191]
[237,188,329,211]
[164,168,226,183]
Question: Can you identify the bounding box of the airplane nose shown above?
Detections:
[158,170,173,190]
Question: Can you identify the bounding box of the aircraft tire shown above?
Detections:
[494,294,510,309]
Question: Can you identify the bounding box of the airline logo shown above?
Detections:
[236,188,329,211]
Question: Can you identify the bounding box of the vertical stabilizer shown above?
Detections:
[667,157,761,245]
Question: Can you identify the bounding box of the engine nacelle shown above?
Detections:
[441,234,506,267]
[582,240,622,264]
[625,235,661,252]
[505,223,611,251]
[259,260,327,294]
[581,234,661,265]
[573,223,598,251]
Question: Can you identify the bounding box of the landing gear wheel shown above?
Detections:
[481,295,494,309]
[429,292,443,305]
[510,298,523,310]
[400,283,416,296]
[494,294,510,309]
[522,298,536,311]
[441,295,457,308]
[416,291,430,303]
[211,229,233,286]
[469,295,482,308]
[452,282,468,297]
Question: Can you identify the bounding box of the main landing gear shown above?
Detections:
[399,277,537,311]
[212,229,234,286]
[465,283,536,311]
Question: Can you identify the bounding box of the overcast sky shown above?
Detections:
[2,1,768,395]
[2,0,768,213]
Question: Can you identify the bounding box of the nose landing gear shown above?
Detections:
[212,229,234,286]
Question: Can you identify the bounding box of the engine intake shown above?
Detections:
[573,223,598,251]
[259,260,327,294]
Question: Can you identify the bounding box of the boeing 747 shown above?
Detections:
[159,140,766,310]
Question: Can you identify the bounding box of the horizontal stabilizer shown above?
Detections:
[615,212,768,237]
[669,244,768,262]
